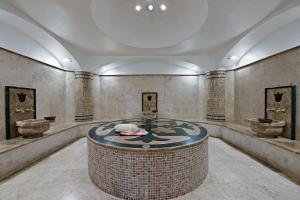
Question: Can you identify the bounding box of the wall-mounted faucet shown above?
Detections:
[267,108,276,112]
[15,108,25,113]
[276,108,286,113]
[267,107,285,113]
[30,107,35,112]
[24,107,35,112]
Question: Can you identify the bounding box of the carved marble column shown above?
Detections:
[206,70,226,121]
[74,71,94,122]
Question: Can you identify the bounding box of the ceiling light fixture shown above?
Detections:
[135,3,167,13]
[160,4,167,11]
[228,55,238,60]
[135,5,142,11]
[147,4,154,11]
[63,57,72,63]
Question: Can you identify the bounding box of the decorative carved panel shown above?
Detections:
[265,86,296,140]
[142,92,157,112]
[5,86,36,139]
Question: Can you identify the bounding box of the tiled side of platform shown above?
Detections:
[88,138,208,200]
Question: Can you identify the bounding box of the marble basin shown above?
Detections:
[16,119,50,138]
[247,118,286,138]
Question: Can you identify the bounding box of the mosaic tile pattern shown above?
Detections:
[88,118,208,150]
[74,71,94,122]
[88,137,208,200]
[206,70,226,121]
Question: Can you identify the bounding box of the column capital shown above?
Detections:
[74,71,94,80]
[206,70,226,79]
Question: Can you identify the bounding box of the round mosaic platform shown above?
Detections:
[88,118,208,150]
[87,119,208,200]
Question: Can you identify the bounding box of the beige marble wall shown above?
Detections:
[92,75,101,120]
[65,72,75,122]
[0,49,74,141]
[97,76,206,120]
[235,47,300,140]
[4,45,300,141]
[199,75,208,120]
[225,71,235,122]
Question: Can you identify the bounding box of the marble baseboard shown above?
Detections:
[222,128,300,183]
[198,122,300,183]
[0,127,79,180]
[0,120,110,181]
[1,118,299,185]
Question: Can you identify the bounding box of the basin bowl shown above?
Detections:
[16,119,50,138]
[44,116,56,123]
[247,118,286,138]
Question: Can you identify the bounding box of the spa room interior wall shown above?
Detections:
[97,75,207,120]
[234,46,300,140]
[0,48,75,141]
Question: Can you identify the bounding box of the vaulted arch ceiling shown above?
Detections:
[1,0,300,74]
[219,3,300,69]
[0,1,80,70]
[97,58,202,75]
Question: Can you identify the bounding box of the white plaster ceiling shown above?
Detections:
[91,0,208,48]
[1,0,300,74]
[0,1,80,70]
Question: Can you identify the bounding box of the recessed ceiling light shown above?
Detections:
[160,4,167,11]
[147,4,154,11]
[63,57,72,63]
[135,5,142,12]
[228,55,238,60]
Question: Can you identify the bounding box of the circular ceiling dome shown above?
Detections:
[90,0,208,48]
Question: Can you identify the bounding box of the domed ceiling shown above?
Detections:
[90,0,208,48]
[1,0,300,74]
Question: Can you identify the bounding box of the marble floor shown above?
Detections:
[0,138,299,200]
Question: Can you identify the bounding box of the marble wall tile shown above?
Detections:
[235,47,300,140]
[198,122,300,183]
[0,49,75,141]
[221,127,300,183]
[65,72,75,124]
[0,127,79,180]
[92,76,101,120]
[199,75,208,120]
[3,46,300,142]
[225,71,235,122]
[97,76,206,120]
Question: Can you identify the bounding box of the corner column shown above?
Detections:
[74,71,94,122]
[206,70,226,121]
